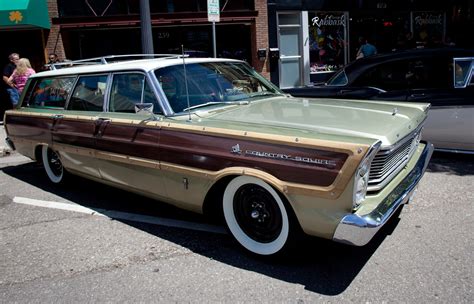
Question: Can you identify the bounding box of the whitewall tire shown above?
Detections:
[42,146,65,184]
[223,176,290,256]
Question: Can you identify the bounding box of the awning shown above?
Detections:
[0,0,50,29]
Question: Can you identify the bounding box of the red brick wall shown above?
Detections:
[252,0,270,79]
[45,0,66,61]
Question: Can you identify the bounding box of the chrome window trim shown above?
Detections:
[453,57,474,89]
[147,70,175,116]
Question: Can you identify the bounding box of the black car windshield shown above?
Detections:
[154,62,283,113]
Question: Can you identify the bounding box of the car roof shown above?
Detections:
[33,57,244,78]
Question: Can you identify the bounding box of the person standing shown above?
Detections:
[46,53,62,70]
[356,37,377,59]
[7,58,36,106]
[2,53,20,107]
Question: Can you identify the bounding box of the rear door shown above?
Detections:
[53,74,110,178]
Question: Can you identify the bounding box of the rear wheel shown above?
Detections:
[42,146,66,184]
[223,176,291,256]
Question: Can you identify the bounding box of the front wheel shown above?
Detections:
[223,176,292,256]
[42,146,66,184]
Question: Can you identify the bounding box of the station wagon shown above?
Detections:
[4,55,433,256]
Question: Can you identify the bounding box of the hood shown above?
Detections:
[205,96,428,146]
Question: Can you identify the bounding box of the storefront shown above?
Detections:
[267,0,472,88]
[0,0,50,116]
[0,0,51,70]
[51,0,263,69]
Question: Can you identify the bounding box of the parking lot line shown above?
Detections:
[13,196,227,235]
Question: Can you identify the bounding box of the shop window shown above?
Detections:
[411,12,445,48]
[24,77,76,109]
[308,12,349,75]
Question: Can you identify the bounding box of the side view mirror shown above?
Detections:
[135,103,154,115]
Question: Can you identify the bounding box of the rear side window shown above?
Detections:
[68,75,108,111]
[25,77,76,108]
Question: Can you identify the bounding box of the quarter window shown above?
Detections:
[25,77,76,108]
[68,75,108,111]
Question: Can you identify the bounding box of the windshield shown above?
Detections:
[154,62,283,113]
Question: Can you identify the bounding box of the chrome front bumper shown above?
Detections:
[333,142,434,246]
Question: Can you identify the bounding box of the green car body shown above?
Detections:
[4,57,433,256]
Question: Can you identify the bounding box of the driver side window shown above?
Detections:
[109,73,163,114]
[354,61,409,91]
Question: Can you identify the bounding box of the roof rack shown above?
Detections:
[45,54,187,70]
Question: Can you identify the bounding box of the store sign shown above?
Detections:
[311,14,346,28]
[207,0,220,22]
[414,13,443,26]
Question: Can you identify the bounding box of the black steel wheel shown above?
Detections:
[42,146,65,184]
[223,176,290,256]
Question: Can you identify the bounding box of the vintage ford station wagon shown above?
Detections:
[4,55,433,256]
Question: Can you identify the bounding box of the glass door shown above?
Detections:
[277,12,303,88]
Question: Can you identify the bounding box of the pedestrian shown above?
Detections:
[46,53,63,70]
[356,37,377,59]
[7,58,36,106]
[2,53,20,107]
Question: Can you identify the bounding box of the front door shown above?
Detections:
[277,12,304,88]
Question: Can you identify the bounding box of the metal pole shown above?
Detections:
[212,21,217,58]
[140,0,154,54]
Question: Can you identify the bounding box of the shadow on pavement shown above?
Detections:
[2,161,402,295]
[427,151,474,176]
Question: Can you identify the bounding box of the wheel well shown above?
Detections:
[202,175,236,224]
[34,145,44,163]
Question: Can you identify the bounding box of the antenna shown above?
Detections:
[182,45,192,122]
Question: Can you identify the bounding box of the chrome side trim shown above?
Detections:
[333,142,434,246]
[434,147,474,155]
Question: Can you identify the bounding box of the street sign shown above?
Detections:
[207,0,220,22]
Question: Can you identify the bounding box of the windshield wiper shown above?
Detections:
[182,101,249,112]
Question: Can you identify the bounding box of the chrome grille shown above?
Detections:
[368,130,421,192]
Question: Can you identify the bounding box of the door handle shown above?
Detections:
[51,114,63,119]
[94,118,111,136]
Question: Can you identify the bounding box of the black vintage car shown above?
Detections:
[284,48,474,153]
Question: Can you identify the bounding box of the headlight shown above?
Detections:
[353,141,381,209]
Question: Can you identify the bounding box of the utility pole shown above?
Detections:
[140,0,154,54]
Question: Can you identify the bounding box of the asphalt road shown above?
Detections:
[0,149,472,303]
